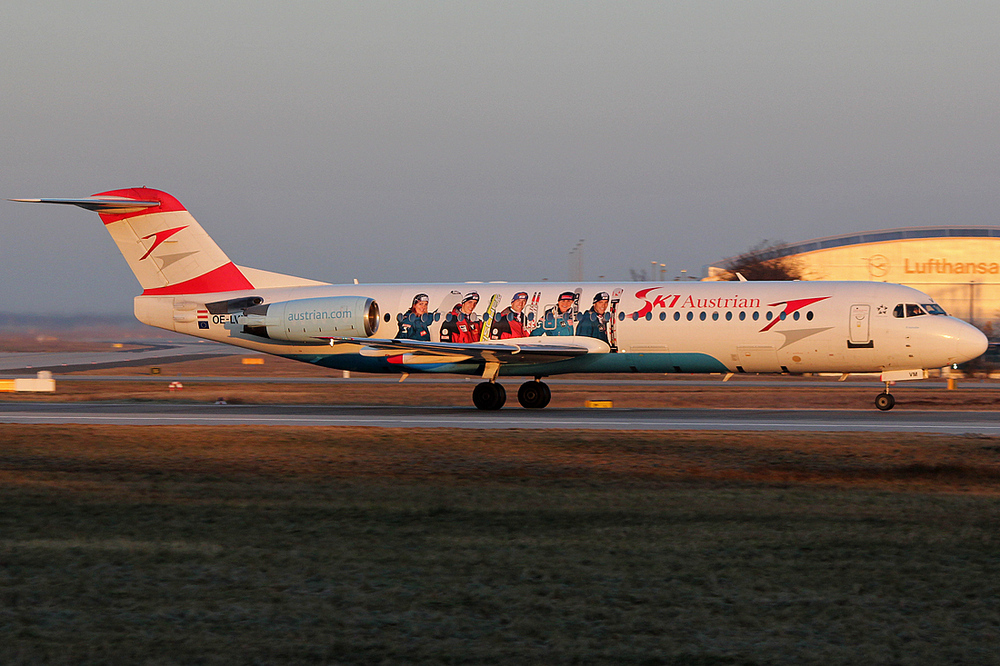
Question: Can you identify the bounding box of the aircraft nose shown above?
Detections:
[953,320,988,364]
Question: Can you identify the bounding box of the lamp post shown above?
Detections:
[569,240,584,281]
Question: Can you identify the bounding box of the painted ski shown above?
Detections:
[479,293,502,342]
[525,291,541,333]
[608,287,624,352]
[570,287,583,325]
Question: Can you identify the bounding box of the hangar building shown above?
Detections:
[707,227,1000,329]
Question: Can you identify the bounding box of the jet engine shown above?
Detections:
[242,296,380,341]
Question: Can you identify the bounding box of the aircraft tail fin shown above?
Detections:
[13,188,326,294]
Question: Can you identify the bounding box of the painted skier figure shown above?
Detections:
[491,291,529,339]
[396,293,432,341]
[576,291,610,343]
[530,291,577,337]
[440,291,482,343]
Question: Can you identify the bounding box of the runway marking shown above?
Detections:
[4,408,1000,434]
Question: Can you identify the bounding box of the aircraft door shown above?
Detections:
[850,304,870,344]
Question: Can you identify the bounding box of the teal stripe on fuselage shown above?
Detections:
[281,352,729,376]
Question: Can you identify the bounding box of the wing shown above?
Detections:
[332,335,610,370]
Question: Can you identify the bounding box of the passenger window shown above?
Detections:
[893,304,905,318]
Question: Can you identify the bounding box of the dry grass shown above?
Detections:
[1,425,999,664]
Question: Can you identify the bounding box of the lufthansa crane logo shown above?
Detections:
[867,254,890,278]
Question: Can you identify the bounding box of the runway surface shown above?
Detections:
[3,402,999,433]
[0,340,245,373]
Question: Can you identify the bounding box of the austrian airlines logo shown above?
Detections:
[139,226,188,260]
[632,287,830,333]
[632,287,763,318]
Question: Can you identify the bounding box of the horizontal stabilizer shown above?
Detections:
[10,197,161,214]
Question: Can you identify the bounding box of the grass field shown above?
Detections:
[2,425,999,664]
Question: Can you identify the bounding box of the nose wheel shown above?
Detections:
[472,381,506,410]
[517,380,551,409]
[875,391,895,411]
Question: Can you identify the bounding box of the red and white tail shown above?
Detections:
[13,187,325,295]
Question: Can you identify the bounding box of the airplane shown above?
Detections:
[13,187,988,411]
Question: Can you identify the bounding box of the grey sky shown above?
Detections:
[3,2,1000,314]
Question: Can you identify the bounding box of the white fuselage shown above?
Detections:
[135,280,985,377]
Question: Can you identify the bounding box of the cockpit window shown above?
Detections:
[894,303,930,318]
[922,303,947,315]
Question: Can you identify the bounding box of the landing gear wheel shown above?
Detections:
[875,392,895,411]
[495,383,507,408]
[538,382,551,408]
[517,380,551,409]
[473,382,506,410]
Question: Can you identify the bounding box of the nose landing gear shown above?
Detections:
[875,386,895,411]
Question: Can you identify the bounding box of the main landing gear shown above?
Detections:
[471,378,551,410]
[875,385,896,411]
[517,380,551,409]
[472,381,506,410]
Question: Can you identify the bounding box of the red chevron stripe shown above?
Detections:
[141,262,254,295]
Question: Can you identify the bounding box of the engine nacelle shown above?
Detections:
[243,296,380,341]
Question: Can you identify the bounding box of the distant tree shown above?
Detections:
[717,240,809,281]
[629,268,649,281]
